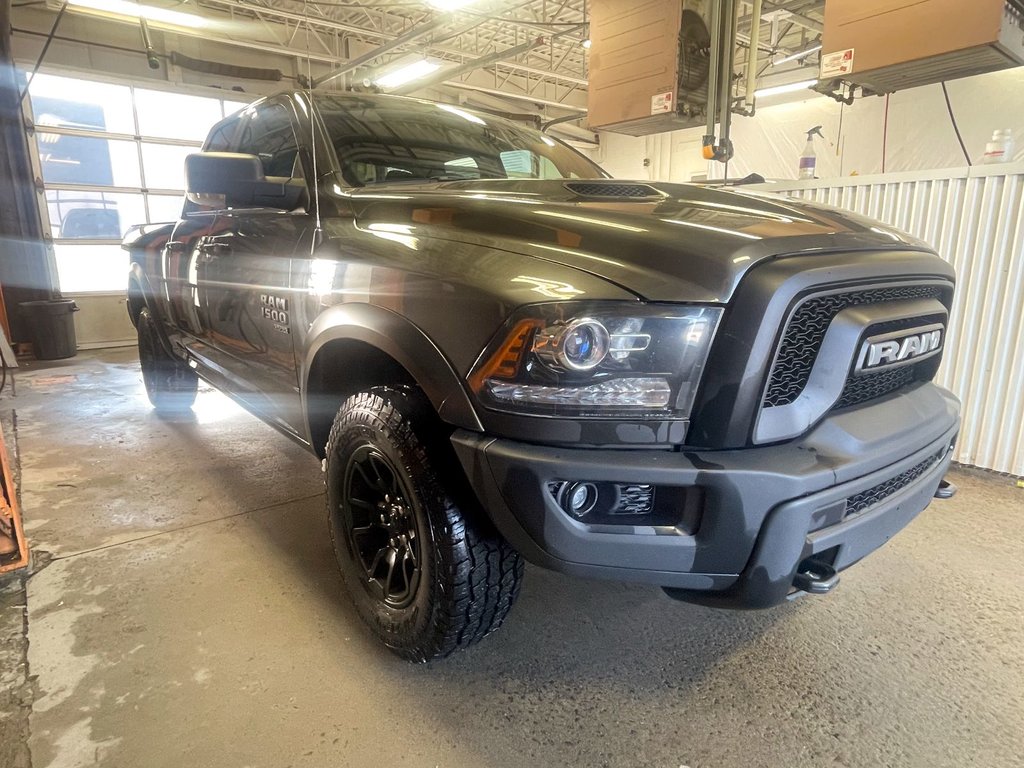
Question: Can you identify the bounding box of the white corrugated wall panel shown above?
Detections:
[757,165,1024,476]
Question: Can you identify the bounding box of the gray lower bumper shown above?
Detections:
[452,384,961,606]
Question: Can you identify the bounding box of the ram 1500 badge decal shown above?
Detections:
[259,294,290,334]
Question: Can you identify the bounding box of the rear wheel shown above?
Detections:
[326,386,523,662]
[137,307,197,413]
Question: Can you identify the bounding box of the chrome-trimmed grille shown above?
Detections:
[763,284,944,409]
[844,448,946,518]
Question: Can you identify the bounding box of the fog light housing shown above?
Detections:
[547,480,703,532]
[557,481,598,518]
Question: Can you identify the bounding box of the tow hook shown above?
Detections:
[793,557,840,595]
[934,478,958,499]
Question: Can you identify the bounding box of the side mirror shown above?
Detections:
[185,153,306,211]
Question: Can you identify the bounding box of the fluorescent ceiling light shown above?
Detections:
[754,79,818,99]
[67,0,208,28]
[771,44,822,67]
[374,59,441,90]
[425,0,478,10]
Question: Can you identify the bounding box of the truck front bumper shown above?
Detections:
[452,384,960,608]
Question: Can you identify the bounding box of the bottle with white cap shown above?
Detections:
[982,129,1015,164]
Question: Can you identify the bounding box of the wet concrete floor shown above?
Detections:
[2,348,1022,767]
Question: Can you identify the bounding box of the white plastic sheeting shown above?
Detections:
[749,163,1024,476]
[708,68,1024,180]
[602,66,1024,184]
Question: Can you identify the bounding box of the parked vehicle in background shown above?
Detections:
[125,92,960,661]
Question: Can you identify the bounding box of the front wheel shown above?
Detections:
[326,386,523,662]
[137,307,197,413]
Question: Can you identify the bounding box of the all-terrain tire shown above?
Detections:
[137,307,198,413]
[326,386,523,662]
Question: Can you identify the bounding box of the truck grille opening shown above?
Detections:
[763,284,943,409]
[563,182,663,199]
[844,448,946,518]
[835,366,918,409]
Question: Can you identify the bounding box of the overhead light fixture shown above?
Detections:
[754,78,818,99]
[770,44,822,67]
[425,0,478,10]
[581,39,592,49]
[374,59,442,90]
[66,0,208,28]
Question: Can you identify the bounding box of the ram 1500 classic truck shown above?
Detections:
[124,92,960,661]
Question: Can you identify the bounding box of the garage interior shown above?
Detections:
[1,0,1023,766]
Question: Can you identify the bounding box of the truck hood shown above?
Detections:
[343,179,933,302]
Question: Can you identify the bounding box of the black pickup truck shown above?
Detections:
[124,91,960,661]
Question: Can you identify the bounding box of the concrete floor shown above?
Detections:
[1,347,1022,768]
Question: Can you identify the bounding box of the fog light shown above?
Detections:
[559,481,597,518]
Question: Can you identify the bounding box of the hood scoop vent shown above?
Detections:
[564,182,664,200]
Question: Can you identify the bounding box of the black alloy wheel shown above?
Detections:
[342,444,422,608]
[325,386,524,662]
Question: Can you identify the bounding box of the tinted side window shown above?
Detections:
[236,104,300,179]
[204,119,239,152]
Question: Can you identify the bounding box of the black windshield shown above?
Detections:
[315,94,605,186]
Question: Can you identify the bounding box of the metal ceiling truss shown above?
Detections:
[734,0,824,77]
[27,0,823,121]
[195,0,589,105]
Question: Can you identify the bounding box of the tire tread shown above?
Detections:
[326,387,523,662]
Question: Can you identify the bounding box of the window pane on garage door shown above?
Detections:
[140,143,192,190]
[28,73,135,135]
[146,194,184,224]
[45,190,145,239]
[134,89,223,141]
[39,135,141,187]
[223,100,249,118]
[53,242,130,293]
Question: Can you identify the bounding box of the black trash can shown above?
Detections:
[19,299,79,360]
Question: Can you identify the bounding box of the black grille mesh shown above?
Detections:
[845,448,946,518]
[564,182,662,198]
[835,366,918,409]
[763,285,943,408]
[612,484,654,515]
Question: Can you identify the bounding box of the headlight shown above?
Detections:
[468,302,723,418]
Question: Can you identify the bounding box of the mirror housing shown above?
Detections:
[185,152,306,211]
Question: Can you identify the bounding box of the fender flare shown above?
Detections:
[127,263,154,326]
[128,263,183,361]
[302,303,483,433]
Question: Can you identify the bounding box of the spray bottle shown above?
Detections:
[799,125,824,179]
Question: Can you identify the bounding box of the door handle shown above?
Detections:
[198,241,231,259]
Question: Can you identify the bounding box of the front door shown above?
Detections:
[192,98,313,436]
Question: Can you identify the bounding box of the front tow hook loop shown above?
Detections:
[934,478,958,499]
[793,558,840,595]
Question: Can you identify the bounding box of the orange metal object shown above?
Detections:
[0,427,28,574]
[0,279,10,343]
